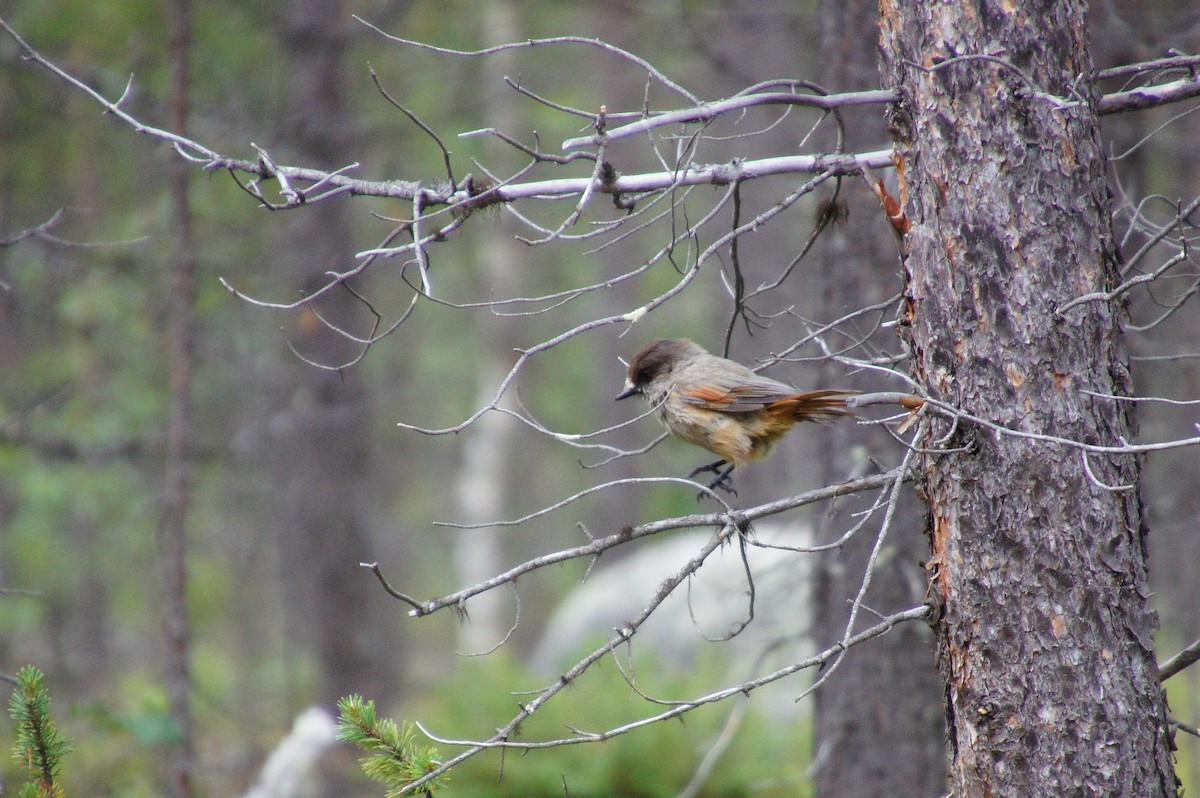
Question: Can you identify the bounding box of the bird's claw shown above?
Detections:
[689,459,736,500]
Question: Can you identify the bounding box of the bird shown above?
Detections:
[615,338,854,490]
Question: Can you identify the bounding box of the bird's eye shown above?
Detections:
[636,367,652,383]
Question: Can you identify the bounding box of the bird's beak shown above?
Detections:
[615,380,639,401]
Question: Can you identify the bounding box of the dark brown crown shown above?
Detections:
[626,338,701,390]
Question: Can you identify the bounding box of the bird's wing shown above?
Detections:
[679,373,799,413]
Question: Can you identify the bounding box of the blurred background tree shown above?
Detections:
[1,1,1199,796]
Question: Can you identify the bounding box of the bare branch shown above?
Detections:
[1120,194,1200,278]
[1161,637,1200,681]
[1098,53,1200,81]
[360,562,423,613]
[434,476,734,530]
[491,398,661,460]
[385,468,905,619]
[0,209,64,248]
[920,397,1200,456]
[459,126,596,165]
[0,209,149,253]
[1056,249,1190,317]
[1079,390,1200,407]
[353,16,701,105]
[1097,75,1200,114]
[1127,275,1200,332]
[6,15,1199,243]
[434,150,891,208]
[839,434,920,646]
[1081,451,1136,492]
[404,526,735,788]
[402,604,931,793]
[561,89,895,151]
[504,75,603,121]
[521,144,613,245]
[455,587,521,657]
[370,65,455,178]
[1173,719,1200,739]
[845,391,926,411]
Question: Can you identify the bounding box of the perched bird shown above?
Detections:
[616,338,854,489]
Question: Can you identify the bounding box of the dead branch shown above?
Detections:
[385,468,905,618]
[402,603,931,793]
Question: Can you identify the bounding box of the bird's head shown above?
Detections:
[615,338,704,400]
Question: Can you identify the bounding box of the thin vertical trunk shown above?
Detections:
[161,0,196,794]
[451,0,521,652]
[879,1,1177,794]
[272,0,390,705]
[809,2,946,794]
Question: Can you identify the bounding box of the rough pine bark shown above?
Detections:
[878,1,1177,795]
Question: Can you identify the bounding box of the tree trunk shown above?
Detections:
[810,1,946,795]
[879,2,1177,795]
[162,0,196,794]
[451,0,522,653]
[270,0,392,705]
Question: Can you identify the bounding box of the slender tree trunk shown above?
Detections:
[271,0,391,705]
[879,2,1177,794]
[451,0,521,652]
[809,1,946,794]
[161,0,196,794]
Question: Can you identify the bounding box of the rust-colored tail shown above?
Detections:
[766,390,857,422]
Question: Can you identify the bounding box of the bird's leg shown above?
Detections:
[688,458,727,480]
[708,462,736,494]
[688,459,736,496]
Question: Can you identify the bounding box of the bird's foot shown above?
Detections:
[689,459,736,499]
[688,459,727,480]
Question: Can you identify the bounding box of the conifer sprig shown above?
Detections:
[9,666,71,798]
[337,694,443,797]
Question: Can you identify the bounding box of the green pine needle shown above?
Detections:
[9,665,71,798]
[337,694,444,797]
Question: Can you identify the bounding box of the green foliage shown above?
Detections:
[8,666,71,798]
[409,655,811,798]
[80,691,181,749]
[337,694,446,797]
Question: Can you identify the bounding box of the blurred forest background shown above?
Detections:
[2,1,1200,796]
